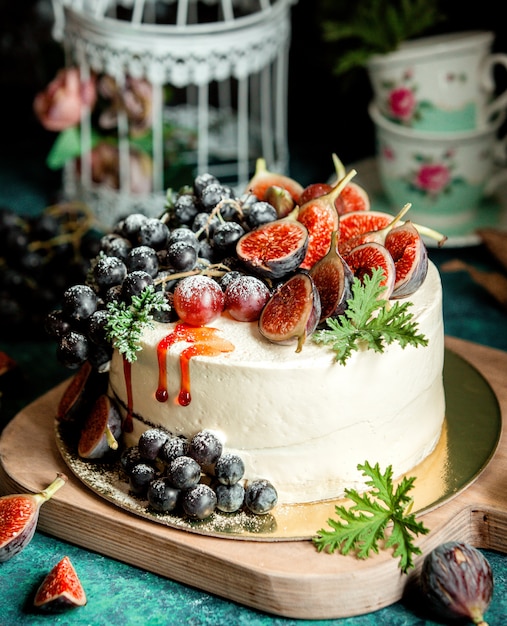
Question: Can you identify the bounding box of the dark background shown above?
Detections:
[1,0,507,196]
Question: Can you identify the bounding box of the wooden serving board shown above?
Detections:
[0,336,506,619]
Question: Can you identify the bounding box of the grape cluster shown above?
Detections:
[121,427,278,519]
[0,204,99,338]
[46,171,280,370]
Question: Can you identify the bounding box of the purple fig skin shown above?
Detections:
[77,395,122,460]
[236,217,309,279]
[385,221,429,299]
[0,474,68,562]
[421,542,493,625]
[259,273,321,352]
[310,231,354,324]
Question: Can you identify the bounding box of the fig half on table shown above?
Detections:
[0,474,67,562]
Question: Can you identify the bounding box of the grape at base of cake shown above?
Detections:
[108,262,445,505]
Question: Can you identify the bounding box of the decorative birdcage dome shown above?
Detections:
[49,0,297,226]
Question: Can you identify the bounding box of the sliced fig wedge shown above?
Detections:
[338,203,412,257]
[338,209,394,248]
[385,220,429,298]
[34,555,87,611]
[236,217,309,279]
[259,273,321,352]
[344,242,396,300]
[77,394,122,460]
[0,474,67,562]
[298,169,357,270]
[309,231,354,323]
[330,153,371,215]
[57,361,108,423]
[245,158,303,204]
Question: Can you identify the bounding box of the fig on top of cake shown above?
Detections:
[45,154,445,372]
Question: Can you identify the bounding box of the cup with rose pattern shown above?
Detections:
[367,31,507,132]
[369,103,507,238]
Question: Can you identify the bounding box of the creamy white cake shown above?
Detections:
[107,261,445,505]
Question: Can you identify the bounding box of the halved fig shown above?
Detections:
[298,169,357,270]
[309,230,354,323]
[245,158,303,204]
[385,221,429,298]
[259,273,321,352]
[0,474,67,563]
[77,394,122,460]
[338,203,412,257]
[338,210,394,249]
[57,361,108,423]
[34,556,87,611]
[344,242,396,300]
[236,217,308,279]
[330,153,371,215]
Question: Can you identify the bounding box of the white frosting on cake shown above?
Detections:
[109,262,445,504]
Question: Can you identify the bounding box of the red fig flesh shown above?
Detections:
[330,153,370,215]
[298,169,357,269]
[77,394,122,459]
[0,474,67,562]
[338,210,393,251]
[338,203,411,257]
[385,221,429,298]
[344,242,396,300]
[236,217,309,279]
[245,158,303,204]
[309,230,353,323]
[34,555,87,611]
[259,273,321,352]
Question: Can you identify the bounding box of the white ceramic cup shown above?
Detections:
[367,31,507,132]
[369,103,507,236]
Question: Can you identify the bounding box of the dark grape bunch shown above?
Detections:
[121,427,278,519]
[0,203,99,338]
[45,171,280,370]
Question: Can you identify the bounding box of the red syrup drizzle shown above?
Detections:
[122,358,134,433]
[156,323,234,406]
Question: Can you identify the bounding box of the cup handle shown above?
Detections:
[485,135,507,195]
[480,53,507,122]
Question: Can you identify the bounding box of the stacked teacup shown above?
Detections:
[367,31,507,241]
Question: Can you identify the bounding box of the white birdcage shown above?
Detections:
[50,0,297,226]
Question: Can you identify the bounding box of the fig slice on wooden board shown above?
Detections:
[34,555,87,611]
[309,230,354,323]
[344,242,396,300]
[297,169,357,270]
[77,394,122,460]
[0,474,68,562]
[245,157,304,204]
[236,216,309,279]
[259,272,321,352]
[385,220,429,298]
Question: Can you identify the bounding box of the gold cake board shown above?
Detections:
[0,336,506,619]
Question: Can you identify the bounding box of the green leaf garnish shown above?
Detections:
[313,461,429,573]
[105,286,170,363]
[312,268,428,365]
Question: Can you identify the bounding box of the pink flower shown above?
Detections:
[98,75,153,137]
[84,143,152,194]
[388,87,417,122]
[33,68,97,132]
[413,163,451,195]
